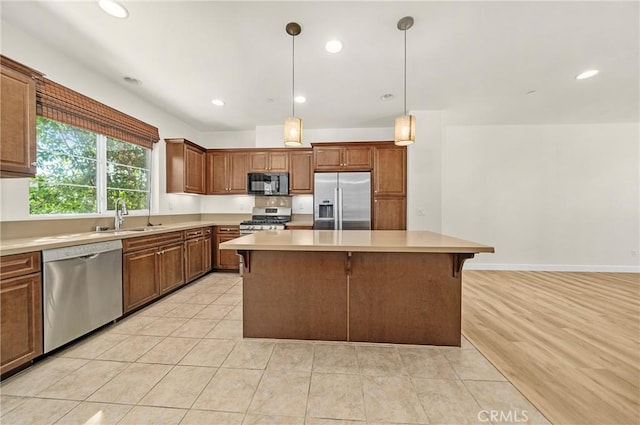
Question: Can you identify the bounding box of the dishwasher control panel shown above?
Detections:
[43,240,123,262]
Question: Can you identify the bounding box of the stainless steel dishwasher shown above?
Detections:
[42,240,123,353]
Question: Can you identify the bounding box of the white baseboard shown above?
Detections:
[463,263,640,273]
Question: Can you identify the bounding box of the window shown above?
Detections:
[30,117,150,215]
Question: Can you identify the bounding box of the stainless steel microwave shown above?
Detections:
[247,172,289,196]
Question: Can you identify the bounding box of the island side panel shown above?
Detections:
[348,252,461,346]
[242,250,348,341]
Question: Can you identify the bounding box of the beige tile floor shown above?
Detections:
[0,273,550,425]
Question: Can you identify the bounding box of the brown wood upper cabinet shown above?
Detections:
[313,143,373,171]
[289,149,313,194]
[373,144,407,197]
[249,150,289,172]
[0,252,43,375]
[165,138,206,194]
[0,56,42,178]
[207,151,248,194]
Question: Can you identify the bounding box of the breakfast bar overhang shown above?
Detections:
[220,230,494,346]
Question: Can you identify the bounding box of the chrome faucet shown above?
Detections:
[114,198,128,230]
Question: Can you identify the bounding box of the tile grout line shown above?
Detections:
[302,343,316,422]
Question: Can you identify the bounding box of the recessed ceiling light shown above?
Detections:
[576,69,599,80]
[325,39,343,53]
[123,76,141,85]
[294,95,306,104]
[380,93,394,101]
[211,99,225,106]
[98,0,128,18]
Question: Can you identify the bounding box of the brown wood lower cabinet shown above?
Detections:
[123,231,185,313]
[185,227,213,281]
[0,252,43,375]
[159,242,185,294]
[123,248,159,312]
[373,197,407,230]
[214,226,240,270]
[123,227,214,313]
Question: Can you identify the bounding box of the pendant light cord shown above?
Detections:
[403,28,407,116]
[292,34,296,117]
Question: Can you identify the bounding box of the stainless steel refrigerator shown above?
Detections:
[314,172,371,230]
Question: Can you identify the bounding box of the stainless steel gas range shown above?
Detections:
[239,207,292,235]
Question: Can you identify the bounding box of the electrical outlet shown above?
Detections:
[417,208,425,216]
[168,202,173,211]
[631,250,638,258]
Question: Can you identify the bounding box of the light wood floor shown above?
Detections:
[462,270,640,425]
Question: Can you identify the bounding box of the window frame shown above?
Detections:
[29,118,151,217]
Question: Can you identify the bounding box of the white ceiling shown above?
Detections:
[2,1,638,131]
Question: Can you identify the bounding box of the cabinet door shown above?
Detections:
[0,65,36,177]
[0,273,42,374]
[206,152,228,194]
[228,152,248,194]
[159,242,185,293]
[215,234,241,270]
[314,147,343,170]
[289,150,313,194]
[343,146,373,170]
[374,146,406,196]
[184,145,205,194]
[268,152,289,172]
[249,151,269,172]
[123,248,159,312]
[185,237,205,282]
[373,197,407,230]
[203,236,212,272]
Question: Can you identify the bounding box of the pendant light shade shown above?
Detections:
[394,115,415,146]
[284,22,302,146]
[395,16,415,146]
[284,116,302,146]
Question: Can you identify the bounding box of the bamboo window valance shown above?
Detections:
[35,77,160,149]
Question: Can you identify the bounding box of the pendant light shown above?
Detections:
[394,16,415,146]
[284,22,303,146]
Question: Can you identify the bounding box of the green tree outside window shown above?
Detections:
[30,117,150,215]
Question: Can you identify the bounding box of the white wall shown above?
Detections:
[407,111,443,231]
[0,20,202,220]
[199,131,256,149]
[442,123,640,271]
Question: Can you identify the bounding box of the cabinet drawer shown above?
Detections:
[123,231,184,252]
[214,226,240,235]
[185,228,205,239]
[0,252,41,280]
[185,227,212,239]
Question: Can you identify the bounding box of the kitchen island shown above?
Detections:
[220,230,494,346]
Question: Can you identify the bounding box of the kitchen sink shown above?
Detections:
[95,226,167,233]
[126,226,167,232]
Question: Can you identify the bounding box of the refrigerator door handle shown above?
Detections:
[338,187,344,230]
[334,187,339,230]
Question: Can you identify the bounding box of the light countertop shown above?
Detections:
[220,230,495,254]
[0,220,241,256]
